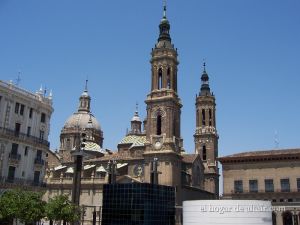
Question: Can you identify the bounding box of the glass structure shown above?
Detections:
[102,183,175,225]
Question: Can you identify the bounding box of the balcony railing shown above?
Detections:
[34,157,45,165]
[0,176,46,188]
[229,188,300,195]
[9,153,21,161]
[0,126,50,148]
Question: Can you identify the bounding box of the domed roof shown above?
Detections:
[63,112,101,131]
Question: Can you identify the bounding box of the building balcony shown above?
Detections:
[9,152,21,161]
[34,157,45,165]
[0,176,46,189]
[8,153,21,165]
[0,126,50,148]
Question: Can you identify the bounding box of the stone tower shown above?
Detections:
[194,63,219,196]
[143,3,183,201]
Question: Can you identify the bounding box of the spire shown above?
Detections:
[163,0,167,18]
[200,62,211,96]
[158,0,171,43]
[85,79,88,92]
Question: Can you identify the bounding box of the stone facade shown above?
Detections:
[0,80,53,190]
[219,148,300,225]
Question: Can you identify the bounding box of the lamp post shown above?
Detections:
[71,130,86,225]
[150,157,160,184]
[107,160,117,184]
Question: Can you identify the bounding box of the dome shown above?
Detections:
[63,112,101,131]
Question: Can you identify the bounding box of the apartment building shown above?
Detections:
[0,80,53,189]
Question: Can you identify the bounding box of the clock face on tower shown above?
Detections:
[154,141,162,150]
[133,164,144,177]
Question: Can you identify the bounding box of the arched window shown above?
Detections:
[158,68,163,89]
[209,109,212,126]
[282,211,293,225]
[167,67,171,89]
[272,212,276,225]
[156,115,162,135]
[202,109,206,126]
[202,145,207,161]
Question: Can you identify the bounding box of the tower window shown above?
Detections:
[202,109,206,126]
[158,68,163,89]
[167,67,171,89]
[202,145,207,160]
[156,115,162,135]
[209,109,212,126]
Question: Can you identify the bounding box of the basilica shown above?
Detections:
[45,4,219,224]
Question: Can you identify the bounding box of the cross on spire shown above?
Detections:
[85,79,88,91]
[163,0,167,18]
[203,59,206,72]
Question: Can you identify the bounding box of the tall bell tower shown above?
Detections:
[143,3,182,200]
[194,63,219,196]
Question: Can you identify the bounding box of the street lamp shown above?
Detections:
[71,130,86,225]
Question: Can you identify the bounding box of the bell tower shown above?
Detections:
[194,63,219,196]
[143,2,182,199]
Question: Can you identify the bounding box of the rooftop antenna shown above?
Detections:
[274,130,279,149]
[15,71,21,86]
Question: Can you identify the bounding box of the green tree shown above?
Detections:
[0,189,46,225]
[18,191,46,224]
[0,189,22,224]
[45,195,80,223]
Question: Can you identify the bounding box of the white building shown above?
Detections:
[0,80,53,188]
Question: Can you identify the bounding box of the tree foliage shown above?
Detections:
[0,190,79,224]
[18,191,46,224]
[45,195,80,222]
[0,189,21,222]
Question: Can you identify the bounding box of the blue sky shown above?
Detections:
[1,0,300,157]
